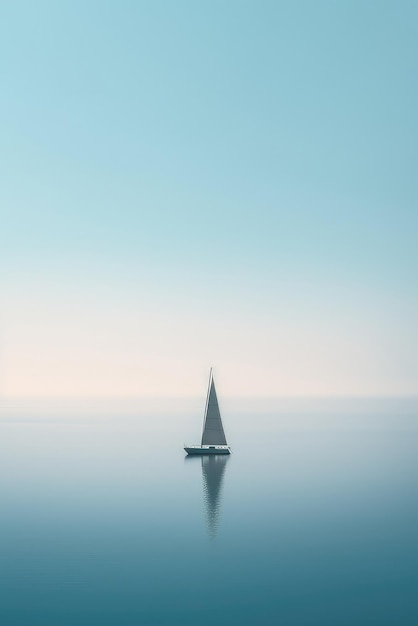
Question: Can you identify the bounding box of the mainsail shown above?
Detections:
[201,370,227,446]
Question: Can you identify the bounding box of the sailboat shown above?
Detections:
[184,369,231,455]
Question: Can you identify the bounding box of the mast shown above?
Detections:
[201,367,213,442]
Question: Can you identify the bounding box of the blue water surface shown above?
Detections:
[0,398,417,625]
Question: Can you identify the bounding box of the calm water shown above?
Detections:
[0,398,417,625]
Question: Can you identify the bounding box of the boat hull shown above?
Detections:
[184,445,231,455]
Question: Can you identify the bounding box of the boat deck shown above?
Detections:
[184,445,231,455]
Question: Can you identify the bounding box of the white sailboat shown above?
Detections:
[184,369,231,455]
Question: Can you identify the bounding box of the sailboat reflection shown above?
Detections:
[201,454,229,538]
[185,454,230,538]
[183,454,228,539]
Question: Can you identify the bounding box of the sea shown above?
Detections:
[0,397,417,625]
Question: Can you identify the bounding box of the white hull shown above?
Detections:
[184,445,231,455]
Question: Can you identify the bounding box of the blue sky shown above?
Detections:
[1,1,417,396]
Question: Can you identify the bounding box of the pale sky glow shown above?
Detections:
[1,1,417,397]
